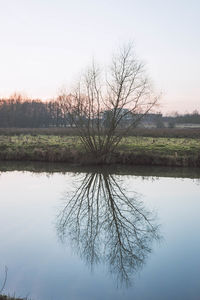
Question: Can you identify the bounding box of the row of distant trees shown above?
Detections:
[0,93,71,128]
[0,94,199,128]
[167,110,200,124]
[162,110,200,128]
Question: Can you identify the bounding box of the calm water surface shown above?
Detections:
[0,163,200,300]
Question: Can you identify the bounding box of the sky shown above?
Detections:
[0,0,199,114]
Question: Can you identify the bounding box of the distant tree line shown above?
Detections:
[172,110,200,124]
[0,94,70,128]
[163,110,200,128]
[0,94,199,128]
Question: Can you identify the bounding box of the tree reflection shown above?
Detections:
[57,170,159,286]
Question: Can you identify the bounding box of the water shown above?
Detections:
[0,163,200,300]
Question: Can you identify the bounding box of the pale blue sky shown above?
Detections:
[0,0,199,113]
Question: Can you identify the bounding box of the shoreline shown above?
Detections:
[0,296,24,300]
[1,161,200,179]
[0,150,199,168]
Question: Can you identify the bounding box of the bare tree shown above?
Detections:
[59,44,159,162]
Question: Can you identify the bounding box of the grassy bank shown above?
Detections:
[0,296,25,300]
[0,134,199,167]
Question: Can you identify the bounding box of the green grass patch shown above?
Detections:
[119,136,200,155]
[0,135,199,166]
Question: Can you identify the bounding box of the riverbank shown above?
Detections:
[1,161,200,179]
[0,296,25,300]
[0,135,199,167]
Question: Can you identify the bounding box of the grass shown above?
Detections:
[0,134,199,167]
[0,127,199,138]
[0,135,82,162]
[119,136,200,156]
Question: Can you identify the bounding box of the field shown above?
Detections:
[120,136,200,156]
[0,133,199,167]
[0,127,200,138]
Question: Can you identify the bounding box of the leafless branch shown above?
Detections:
[0,266,8,294]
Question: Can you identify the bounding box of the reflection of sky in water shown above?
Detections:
[0,170,200,300]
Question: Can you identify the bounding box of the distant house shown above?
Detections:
[101,108,134,128]
[101,109,163,128]
[139,113,163,128]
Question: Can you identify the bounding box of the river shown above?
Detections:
[0,162,200,300]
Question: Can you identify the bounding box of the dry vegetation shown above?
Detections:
[0,132,199,167]
[0,296,25,300]
[0,127,200,138]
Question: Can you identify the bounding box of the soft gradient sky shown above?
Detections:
[0,0,199,113]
